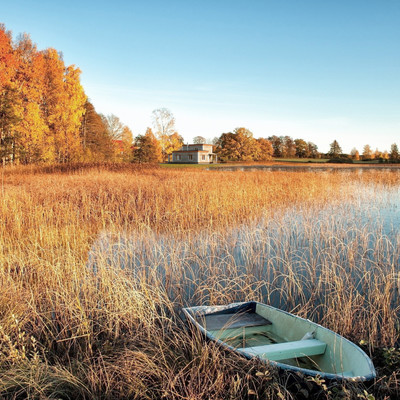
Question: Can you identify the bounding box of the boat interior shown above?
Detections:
[201,310,326,371]
[193,304,363,377]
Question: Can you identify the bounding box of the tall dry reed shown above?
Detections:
[0,163,399,399]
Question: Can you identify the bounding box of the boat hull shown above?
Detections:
[182,302,376,382]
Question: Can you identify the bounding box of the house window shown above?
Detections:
[189,154,193,160]
[177,155,181,161]
[202,155,206,161]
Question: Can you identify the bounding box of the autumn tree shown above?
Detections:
[215,127,258,161]
[307,142,319,158]
[133,127,162,163]
[374,148,382,160]
[0,24,96,164]
[294,139,308,158]
[14,34,50,163]
[267,135,283,157]
[362,144,373,160]
[215,132,237,161]
[382,150,389,161]
[41,48,66,162]
[328,140,342,158]
[0,25,20,164]
[61,64,86,162]
[164,132,183,160]
[120,125,134,161]
[282,136,296,158]
[350,148,360,160]
[41,48,86,162]
[0,25,15,86]
[255,138,273,161]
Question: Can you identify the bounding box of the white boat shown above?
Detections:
[182,301,376,381]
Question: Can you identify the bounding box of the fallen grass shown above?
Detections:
[0,163,399,399]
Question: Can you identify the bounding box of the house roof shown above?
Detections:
[172,150,215,154]
[185,144,213,146]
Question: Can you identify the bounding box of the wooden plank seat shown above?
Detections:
[239,339,327,361]
[203,312,272,331]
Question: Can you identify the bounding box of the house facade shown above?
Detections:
[169,144,218,164]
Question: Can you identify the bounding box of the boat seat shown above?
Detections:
[238,339,327,362]
[204,312,272,331]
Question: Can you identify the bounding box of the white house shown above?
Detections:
[169,144,218,164]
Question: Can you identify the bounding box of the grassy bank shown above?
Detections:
[0,163,399,399]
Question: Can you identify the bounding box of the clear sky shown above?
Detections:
[2,0,399,153]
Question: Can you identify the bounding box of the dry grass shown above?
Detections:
[0,163,399,399]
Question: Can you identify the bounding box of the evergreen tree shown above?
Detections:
[80,101,114,161]
[133,128,162,163]
[390,143,399,162]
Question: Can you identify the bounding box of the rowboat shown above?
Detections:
[182,301,376,381]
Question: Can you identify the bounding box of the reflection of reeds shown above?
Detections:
[0,164,399,398]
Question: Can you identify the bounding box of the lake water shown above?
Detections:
[88,172,400,314]
[212,165,400,173]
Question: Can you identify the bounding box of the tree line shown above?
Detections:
[212,129,319,162]
[327,140,400,163]
[0,25,137,164]
[1,24,399,165]
[0,25,185,165]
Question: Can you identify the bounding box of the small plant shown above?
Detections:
[382,347,400,369]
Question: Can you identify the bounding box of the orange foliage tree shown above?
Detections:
[14,34,49,163]
[0,24,117,164]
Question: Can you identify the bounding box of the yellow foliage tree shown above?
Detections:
[42,49,86,163]
[120,125,134,161]
[163,132,183,161]
[61,65,86,162]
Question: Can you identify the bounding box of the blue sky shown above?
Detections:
[2,0,399,153]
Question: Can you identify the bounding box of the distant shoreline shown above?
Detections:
[213,163,400,170]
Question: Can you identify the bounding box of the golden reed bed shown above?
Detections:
[0,163,399,399]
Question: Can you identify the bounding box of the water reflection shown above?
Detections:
[88,180,400,313]
[211,165,400,173]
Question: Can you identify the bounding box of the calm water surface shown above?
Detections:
[88,172,400,309]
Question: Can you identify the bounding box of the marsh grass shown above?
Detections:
[0,163,399,399]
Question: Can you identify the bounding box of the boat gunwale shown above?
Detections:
[182,301,376,382]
